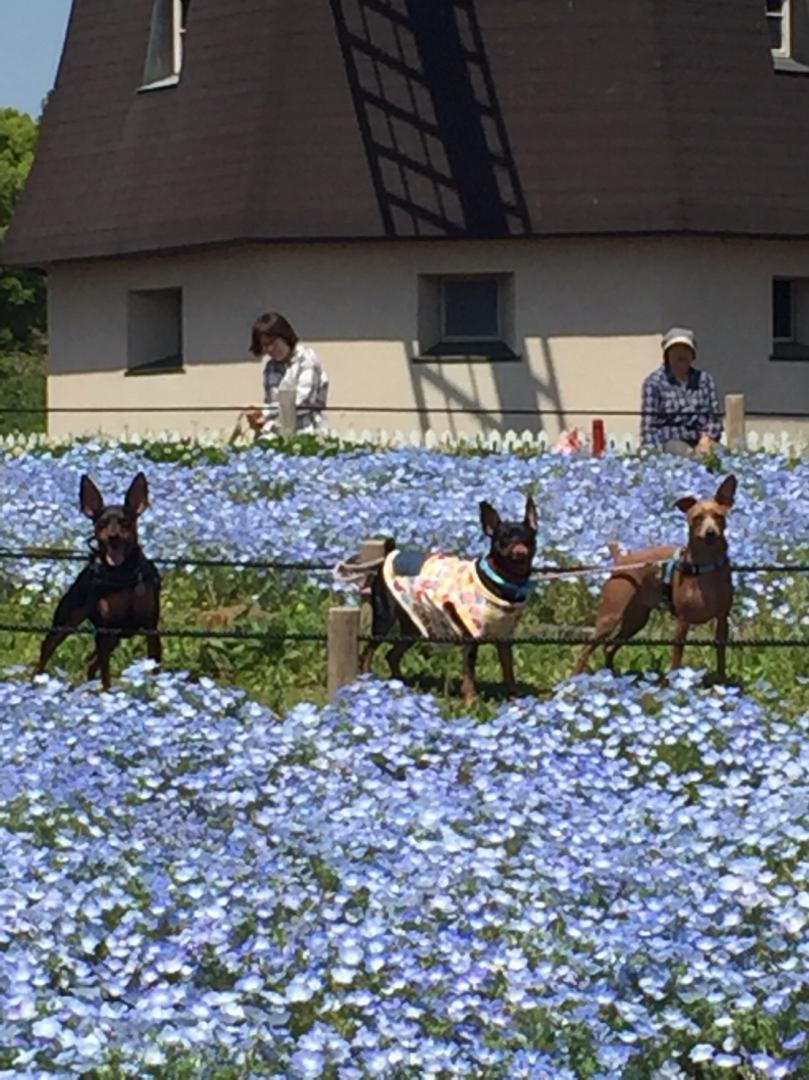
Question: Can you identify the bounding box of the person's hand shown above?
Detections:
[244,407,265,432]
[695,434,714,456]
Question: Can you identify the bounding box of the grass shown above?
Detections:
[0,348,46,436]
[5,564,808,722]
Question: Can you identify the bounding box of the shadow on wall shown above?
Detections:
[406,338,567,437]
[329,0,532,239]
[330,0,554,430]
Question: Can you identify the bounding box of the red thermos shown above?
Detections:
[592,419,605,456]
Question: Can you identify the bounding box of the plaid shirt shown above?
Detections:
[640,365,722,448]
[262,343,329,431]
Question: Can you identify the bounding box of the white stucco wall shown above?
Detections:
[46,236,809,440]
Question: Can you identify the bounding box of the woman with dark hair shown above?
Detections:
[244,312,329,434]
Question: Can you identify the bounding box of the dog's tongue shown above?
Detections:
[105,549,125,568]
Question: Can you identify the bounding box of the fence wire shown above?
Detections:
[4,623,327,644]
[0,547,807,577]
[2,403,808,419]
[1,402,809,419]
[1,622,804,650]
[361,634,809,649]
[0,548,334,572]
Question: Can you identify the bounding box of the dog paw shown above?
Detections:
[460,682,477,707]
[702,672,737,689]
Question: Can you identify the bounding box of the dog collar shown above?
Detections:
[86,548,161,593]
[477,555,534,603]
[663,548,729,582]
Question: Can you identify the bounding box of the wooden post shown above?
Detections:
[360,538,389,565]
[328,606,360,697]
[724,393,746,450]
[278,387,297,437]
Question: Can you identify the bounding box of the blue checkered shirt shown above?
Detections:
[640,365,722,448]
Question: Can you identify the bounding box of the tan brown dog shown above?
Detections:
[574,475,736,680]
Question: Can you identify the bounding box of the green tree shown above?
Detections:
[0,108,46,351]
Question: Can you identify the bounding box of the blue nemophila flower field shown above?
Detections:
[1,666,808,1077]
[0,441,807,627]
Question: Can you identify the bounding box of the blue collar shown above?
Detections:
[662,548,729,583]
[476,555,534,603]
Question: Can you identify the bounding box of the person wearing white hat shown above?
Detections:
[640,327,722,455]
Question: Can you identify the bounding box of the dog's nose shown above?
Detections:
[511,542,530,559]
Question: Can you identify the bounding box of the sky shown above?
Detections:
[0,0,73,118]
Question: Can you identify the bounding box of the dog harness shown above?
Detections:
[78,549,161,605]
[660,548,729,610]
[382,550,530,641]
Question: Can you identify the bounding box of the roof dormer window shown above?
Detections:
[768,0,791,57]
[767,0,809,67]
[140,0,191,91]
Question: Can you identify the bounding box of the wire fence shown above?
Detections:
[2,403,809,419]
[360,634,809,648]
[4,622,805,649]
[1,546,809,578]
[2,547,804,693]
[5,623,327,643]
[0,395,801,692]
[0,548,335,572]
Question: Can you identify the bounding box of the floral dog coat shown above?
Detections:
[382,550,527,641]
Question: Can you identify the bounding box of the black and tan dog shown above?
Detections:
[360,498,538,703]
[35,473,161,689]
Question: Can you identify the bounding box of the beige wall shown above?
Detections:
[46,236,809,440]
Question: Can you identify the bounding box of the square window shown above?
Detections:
[417,273,516,360]
[127,288,184,375]
[442,277,500,340]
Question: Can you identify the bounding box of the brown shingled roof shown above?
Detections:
[4,0,809,266]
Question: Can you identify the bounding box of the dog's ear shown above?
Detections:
[714,474,737,509]
[524,495,538,532]
[80,475,104,520]
[480,501,501,537]
[124,473,149,517]
[675,496,697,515]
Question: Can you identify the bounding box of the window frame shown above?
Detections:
[416,272,518,362]
[770,276,809,362]
[175,0,191,76]
[139,0,189,92]
[768,0,791,59]
[126,287,185,377]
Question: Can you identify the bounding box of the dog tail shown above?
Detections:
[607,541,623,562]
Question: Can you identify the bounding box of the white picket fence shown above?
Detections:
[0,426,806,456]
[325,427,809,456]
